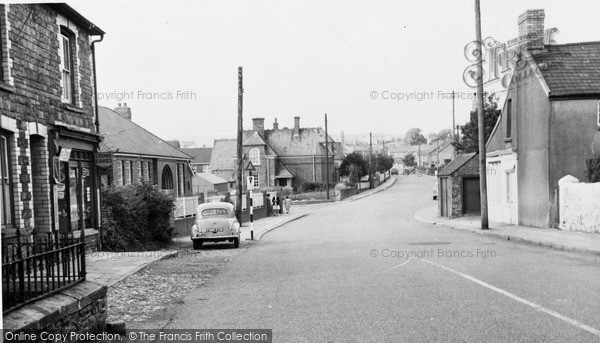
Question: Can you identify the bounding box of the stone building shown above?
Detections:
[437,153,480,218]
[97,105,194,198]
[209,116,342,190]
[1,4,104,240]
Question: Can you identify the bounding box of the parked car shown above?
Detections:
[433,181,438,200]
[191,202,241,249]
[391,168,399,175]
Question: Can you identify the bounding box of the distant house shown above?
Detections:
[98,105,194,198]
[192,172,229,201]
[209,117,341,190]
[425,143,455,169]
[182,147,212,174]
[485,9,600,228]
[438,153,480,218]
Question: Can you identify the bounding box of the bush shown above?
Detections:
[101,182,175,251]
[290,190,336,201]
[335,180,356,191]
[586,155,600,182]
[258,186,293,196]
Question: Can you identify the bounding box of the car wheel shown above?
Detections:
[193,240,203,250]
[233,237,240,248]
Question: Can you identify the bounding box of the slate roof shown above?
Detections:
[98,107,191,160]
[195,172,228,185]
[209,139,237,171]
[275,162,294,179]
[533,42,600,98]
[182,148,213,164]
[438,153,477,177]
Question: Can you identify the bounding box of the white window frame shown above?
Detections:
[253,174,259,188]
[249,147,261,165]
[59,29,74,104]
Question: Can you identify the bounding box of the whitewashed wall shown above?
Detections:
[559,175,600,233]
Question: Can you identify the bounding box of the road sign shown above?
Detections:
[247,176,255,190]
[245,161,256,172]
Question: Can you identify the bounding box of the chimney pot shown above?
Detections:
[114,103,132,120]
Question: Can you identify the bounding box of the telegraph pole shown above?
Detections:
[236,67,243,224]
[452,91,457,143]
[475,0,489,230]
[325,113,330,200]
[369,132,373,189]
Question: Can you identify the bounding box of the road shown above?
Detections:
[168,175,600,342]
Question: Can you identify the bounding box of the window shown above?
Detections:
[144,162,150,181]
[59,28,75,104]
[177,164,183,196]
[249,148,260,165]
[117,160,124,186]
[252,174,259,188]
[0,4,6,83]
[161,165,174,190]
[506,99,512,139]
[1,132,13,228]
[136,161,142,183]
[124,161,132,185]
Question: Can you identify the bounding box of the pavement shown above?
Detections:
[85,176,398,287]
[414,203,600,256]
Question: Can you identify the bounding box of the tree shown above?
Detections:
[427,132,439,144]
[372,154,394,173]
[401,153,416,167]
[404,128,427,146]
[454,93,501,153]
[340,152,369,183]
[437,129,454,145]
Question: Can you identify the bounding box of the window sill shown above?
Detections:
[504,137,512,143]
[62,103,85,114]
[0,82,16,93]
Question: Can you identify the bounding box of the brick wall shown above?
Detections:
[30,135,51,234]
[3,281,108,332]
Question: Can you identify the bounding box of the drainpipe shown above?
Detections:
[90,33,104,250]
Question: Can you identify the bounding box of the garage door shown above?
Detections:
[463,177,481,215]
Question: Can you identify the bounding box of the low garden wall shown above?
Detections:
[558,175,600,233]
[3,281,108,332]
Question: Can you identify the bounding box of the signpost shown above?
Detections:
[245,161,256,240]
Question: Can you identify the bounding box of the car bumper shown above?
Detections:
[191,234,239,242]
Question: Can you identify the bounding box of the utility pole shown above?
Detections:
[369,132,373,189]
[236,67,243,224]
[325,113,330,200]
[475,0,489,230]
[452,90,457,143]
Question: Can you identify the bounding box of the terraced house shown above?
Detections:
[0,4,104,242]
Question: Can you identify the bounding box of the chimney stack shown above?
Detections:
[294,116,300,130]
[114,103,132,120]
[518,9,545,53]
[273,118,279,130]
[252,117,265,136]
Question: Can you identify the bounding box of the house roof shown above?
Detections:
[46,4,105,35]
[182,148,213,164]
[533,42,600,98]
[98,107,191,160]
[195,172,228,185]
[438,153,477,176]
[262,128,336,156]
[275,162,294,179]
[209,139,237,171]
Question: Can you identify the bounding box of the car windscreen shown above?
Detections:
[201,208,229,217]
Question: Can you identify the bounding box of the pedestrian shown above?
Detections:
[284,196,292,214]
[272,194,281,216]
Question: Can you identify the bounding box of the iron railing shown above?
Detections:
[2,229,86,313]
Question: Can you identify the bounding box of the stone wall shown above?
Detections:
[558,175,600,233]
[3,281,107,332]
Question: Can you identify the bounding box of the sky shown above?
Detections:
[38,0,600,145]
